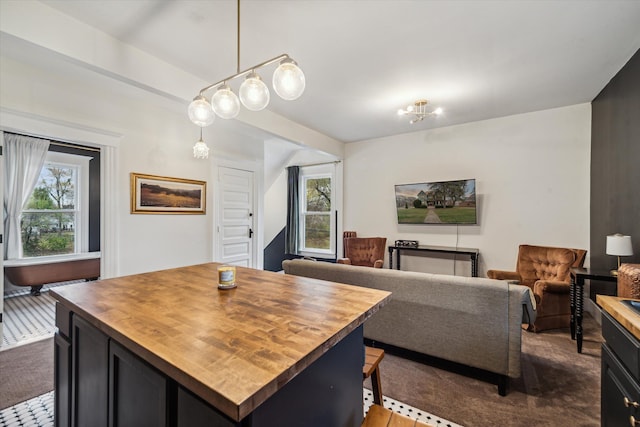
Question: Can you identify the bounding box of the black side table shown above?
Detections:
[570,267,617,353]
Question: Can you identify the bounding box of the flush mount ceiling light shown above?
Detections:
[187,0,305,128]
[397,99,443,124]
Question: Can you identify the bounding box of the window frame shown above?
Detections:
[297,164,336,258]
[20,151,90,258]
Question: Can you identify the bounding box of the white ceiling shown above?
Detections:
[28,1,640,142]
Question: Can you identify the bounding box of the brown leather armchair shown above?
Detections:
[487,244,587,332]
[338,236,386,268]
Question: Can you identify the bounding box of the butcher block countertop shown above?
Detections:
[598,295,640,340]
[51,262,391,421]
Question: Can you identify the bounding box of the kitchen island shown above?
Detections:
[598,295,640,426]
[51,262,391,427]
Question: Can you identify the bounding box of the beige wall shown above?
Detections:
[344,104,591,276]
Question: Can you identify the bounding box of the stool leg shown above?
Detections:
[370,366,383,405]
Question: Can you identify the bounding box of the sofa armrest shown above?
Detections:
[487,269,520,281]
[373,260,384,268]
[336,258,351,265]
[520,287,537,325]
[533,280,570,295]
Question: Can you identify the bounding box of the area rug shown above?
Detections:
[0,338,54,410]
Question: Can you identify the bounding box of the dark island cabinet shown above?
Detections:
[602,312,640,426]
[54,333,71,427]
[71,314,109,427]
[54,307,239,427]
[109,341,168,427]
[51,262,385,427]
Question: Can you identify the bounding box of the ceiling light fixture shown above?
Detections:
[397,99,443,124]
[193,127,210,159]
[187,0,305,129]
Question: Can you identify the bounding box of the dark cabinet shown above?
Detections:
[71,314,109,427]
[601,312,640,426]
[56,309,363,427]
[109,341,167,427]
[177,387,238,427]
[54,333,71,427]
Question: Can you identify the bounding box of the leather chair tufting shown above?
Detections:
[487,244,587,332]
[338,235,386,268]
[618,263,640,299]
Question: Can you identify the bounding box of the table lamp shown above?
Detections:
[606,233,634,276]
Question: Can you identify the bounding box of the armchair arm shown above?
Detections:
[336,258,352,265]
[373,259,384,268]
[487,269,521,281]
[533,280,570,295]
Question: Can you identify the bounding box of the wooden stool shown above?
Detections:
[363,346,384,405]
[362,404,434,427]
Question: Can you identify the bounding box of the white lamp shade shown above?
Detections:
[606,234,634,256]
[211,85,241,119]
[272,59,305,101]
[187,96,215,127]
[239,72,270,111]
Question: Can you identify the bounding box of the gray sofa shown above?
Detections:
[282,259,536,395]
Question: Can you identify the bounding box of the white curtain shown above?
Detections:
[3,132,50,259]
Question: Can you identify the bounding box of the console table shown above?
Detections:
[570,267,617,353]
[388,245,480,277]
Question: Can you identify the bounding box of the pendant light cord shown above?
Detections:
[237,0,241,74]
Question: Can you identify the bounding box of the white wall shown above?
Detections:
[0,55,261,276]
[344,104,591,276]
[264,170,289,246]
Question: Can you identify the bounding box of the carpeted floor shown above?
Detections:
[0,338,54,410]
[371,314,602,427]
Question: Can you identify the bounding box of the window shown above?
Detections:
[298,165,336,257]
[20,151,90,257]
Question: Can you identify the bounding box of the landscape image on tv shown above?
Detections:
[395,179,477,224]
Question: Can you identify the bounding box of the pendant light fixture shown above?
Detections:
[187,0,305,126]
[193,127,210,159]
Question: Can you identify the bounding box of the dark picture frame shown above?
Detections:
[130,172,206,214]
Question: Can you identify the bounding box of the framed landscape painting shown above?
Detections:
[130,173,206,214]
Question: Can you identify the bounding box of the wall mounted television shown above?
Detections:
[394,179,477,225]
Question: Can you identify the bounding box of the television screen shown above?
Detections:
[395,179,477,224]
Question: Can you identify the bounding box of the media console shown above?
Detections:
[388,244,480,277]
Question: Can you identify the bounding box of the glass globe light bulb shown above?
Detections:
[193,139,210,159]
[433,107,443,115]
[211,84,241,119]
[272,58,305,101]
[187,95,215,126]
[239,72,270,111]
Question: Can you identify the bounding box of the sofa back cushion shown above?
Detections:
[516,245,576,289]
[282,259,533,378]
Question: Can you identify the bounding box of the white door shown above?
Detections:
[217,167,255,267]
